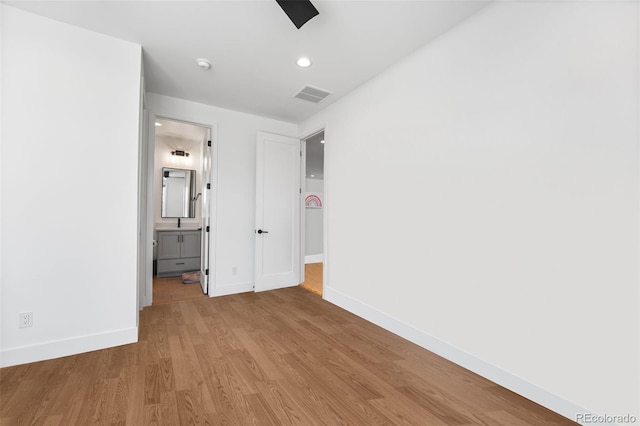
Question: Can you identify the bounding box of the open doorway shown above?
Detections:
[151,117,211,305]
[300,130,324,296]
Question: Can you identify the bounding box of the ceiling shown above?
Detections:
[155,118,208,155]
[6,0,488,123]
[155,118,208,142]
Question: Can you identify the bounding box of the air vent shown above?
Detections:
[294,85,332,103]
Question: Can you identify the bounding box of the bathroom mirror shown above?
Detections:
[161,167,197,218]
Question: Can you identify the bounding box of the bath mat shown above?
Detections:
[182,271,200,284]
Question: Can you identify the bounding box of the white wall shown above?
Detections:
[301,1,638,422]
[0,4,4,352]
[1,6,142,366]
[146,93,298,296]
[305,178,323,259]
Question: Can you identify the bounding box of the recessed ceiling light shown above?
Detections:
[155,122,162,127]
[196,58,211,70]
[296,57,312,68]
[320,139,325,144]
[310,174,315,178]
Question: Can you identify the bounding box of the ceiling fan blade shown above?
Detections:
[276,0,319,29]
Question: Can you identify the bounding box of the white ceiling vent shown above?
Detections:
[294,85,332,103]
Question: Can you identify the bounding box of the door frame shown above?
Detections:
[140,114,218,307]
[300,126,327,298]
[200,127,213,295]
[137,101,150,312]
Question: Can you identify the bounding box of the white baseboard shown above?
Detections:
[305,254,324,264]
[323,286,597,425]
[0,326,138,368]
[210,281,253,297]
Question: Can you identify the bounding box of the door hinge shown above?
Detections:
[205,269,209,275]
[207,183,211,189]
[299,188,302,194]
[300,150,302,157]
[206,226,210,232]
[208,140,212,147]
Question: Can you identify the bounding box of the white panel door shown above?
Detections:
[255,131,301,292]
[200,133,212,294]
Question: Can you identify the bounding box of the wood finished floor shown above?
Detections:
[153,275,206,306]
[0,287,577,425]
[299,263,323,296]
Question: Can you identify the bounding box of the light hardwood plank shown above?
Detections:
[0,287,577,425]
[152,275,206,306]
[299,262,323,296]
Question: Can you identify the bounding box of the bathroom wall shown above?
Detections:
[153,133,204,228]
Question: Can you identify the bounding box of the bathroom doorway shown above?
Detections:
[151,117,211,305]
[300,130,325,296]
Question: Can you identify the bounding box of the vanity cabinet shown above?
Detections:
[156,229,201,277]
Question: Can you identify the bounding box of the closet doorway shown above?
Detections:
[300,130,325,296]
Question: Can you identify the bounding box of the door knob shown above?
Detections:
[257,229,269,234]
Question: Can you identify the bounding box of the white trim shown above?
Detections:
[323,286,596,425]
[637,5,640,426]
[300,140,307,284]
[208,126,219,296]
[210,281,254,297]
[0,327,138,368]
[300,125,328,297]
[301,128,324,140]
[143,113,156,307]
[137,106,150,312]
[320,125,329,311]
[200,127,215,295]
[0,5,4,369]
[146,113,218,306]
[305,254,324,264]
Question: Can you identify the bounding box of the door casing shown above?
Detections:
[140,115,217,307]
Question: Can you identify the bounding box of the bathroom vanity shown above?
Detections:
[156,229,201,277]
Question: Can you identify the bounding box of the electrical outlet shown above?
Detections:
[19,312,33,328]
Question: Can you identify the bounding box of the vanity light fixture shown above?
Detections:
[171,150,190,157]
[296,57,312,68]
